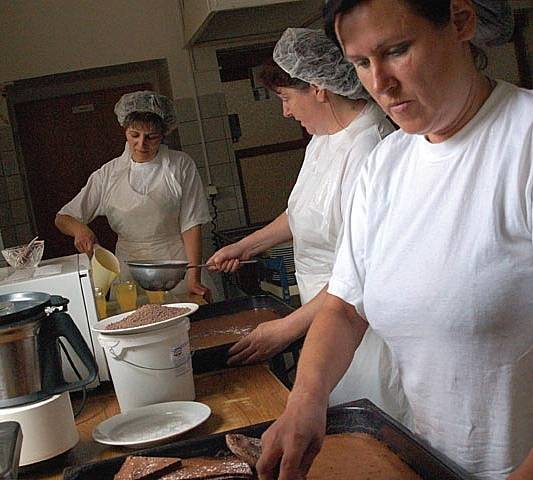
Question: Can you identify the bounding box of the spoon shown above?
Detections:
[16,236,39,267]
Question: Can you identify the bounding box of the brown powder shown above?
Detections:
[106,304,191,331]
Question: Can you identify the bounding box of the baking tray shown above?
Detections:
[189,295,302,387]
[63,399,469,479]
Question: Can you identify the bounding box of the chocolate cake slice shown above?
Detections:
[114,456,182,480]
[114,455,254,480]
[225,434,261,467]
[159,456,254,479]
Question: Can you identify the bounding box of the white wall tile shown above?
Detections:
[194,71,224,97]
[199,94,224,118]
[191,47,219,72]
[206,140,232,166]
[178,121,201,146]
[182,143,204,168]
[216,209,244,230]
[203,117,227,142]
[210,163,235,188]
[176,98,197,123]
[215,186,238,212]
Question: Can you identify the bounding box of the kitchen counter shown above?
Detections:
[20,364,289,479]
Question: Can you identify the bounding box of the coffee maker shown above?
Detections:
[0,291,98,465]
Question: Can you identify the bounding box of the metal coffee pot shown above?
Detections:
[0,292,98,408]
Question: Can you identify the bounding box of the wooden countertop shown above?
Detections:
[20,365,289,479]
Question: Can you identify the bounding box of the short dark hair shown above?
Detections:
[259,59,310,93]
[123,111,165,134]
[324,0,486,70]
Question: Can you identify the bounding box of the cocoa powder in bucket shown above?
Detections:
[105,304,190,330]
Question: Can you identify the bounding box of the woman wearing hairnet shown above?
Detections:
[256,1,533,480]
[208,28,410,422]
[56,91,213,300]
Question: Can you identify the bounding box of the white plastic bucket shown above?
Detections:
[97,318,195,412]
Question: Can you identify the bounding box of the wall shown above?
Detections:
[0,0,192,98]
[1,3,532,265]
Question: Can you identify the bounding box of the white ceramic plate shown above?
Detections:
[92,401,211,448]
[93,302,199,335]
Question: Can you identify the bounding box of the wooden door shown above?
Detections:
[15,83,151,259]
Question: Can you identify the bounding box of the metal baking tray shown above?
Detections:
[189,295,302,386]
[63,399,469,479]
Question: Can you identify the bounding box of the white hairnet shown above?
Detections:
[273,28,367,100]
[114,91,178,133]
[473,1,514,47]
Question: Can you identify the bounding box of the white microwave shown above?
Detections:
[0,254,110,387]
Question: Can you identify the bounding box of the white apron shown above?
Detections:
[105,149,214,295]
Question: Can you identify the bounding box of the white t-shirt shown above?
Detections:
[329,81,533,478]
[128,151,163,195]
[59,145,210,236]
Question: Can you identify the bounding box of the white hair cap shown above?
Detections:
[473,0,514,47]
[273,28,368,100]
[114,91,178,133]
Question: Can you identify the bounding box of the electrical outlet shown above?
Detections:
[207,185,218,196]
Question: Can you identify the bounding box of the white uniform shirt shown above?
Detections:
[288,102,394,303]
[287,103,411,420]
[59,144,210,266]
[329,81,533,478]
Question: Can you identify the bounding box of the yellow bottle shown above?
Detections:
[94,287,107,319]
[115,281,138,312]
[146,290,165,304]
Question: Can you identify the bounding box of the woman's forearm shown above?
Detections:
[292,293,368,403]
[237,212,292,257]
[181,225,203,283]
[55,214,85,237]
[55,214,97,255]
[282,285,329,340]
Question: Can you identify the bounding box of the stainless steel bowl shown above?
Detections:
[126,260,189,291]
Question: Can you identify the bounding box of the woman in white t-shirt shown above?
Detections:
[55,91,213,299]
[256,1,533,480]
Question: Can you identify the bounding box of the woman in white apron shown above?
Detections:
[208,28,410,423]
[55,91,214,299]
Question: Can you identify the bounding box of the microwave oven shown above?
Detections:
[0,254,110,387]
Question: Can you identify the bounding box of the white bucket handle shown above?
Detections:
[107,342,188,371]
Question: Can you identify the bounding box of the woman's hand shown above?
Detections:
[256,392,327,480]
[207,242,253,273]
[73,224,97,256]
[227,318,296,366]
[186,273,212,303]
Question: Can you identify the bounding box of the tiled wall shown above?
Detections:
[176,93,247,260]
[0,99,34,253]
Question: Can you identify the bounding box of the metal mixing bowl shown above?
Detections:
[126,260,189,291]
